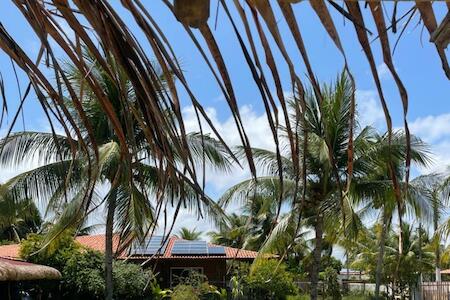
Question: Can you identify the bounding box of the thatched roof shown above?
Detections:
[0,257,61,281]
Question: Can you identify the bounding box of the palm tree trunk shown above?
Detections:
[375,210,388,299]
[310,214,323,300]
[397,203,404,255]
[434,207,441,282]
[105,189,117,300]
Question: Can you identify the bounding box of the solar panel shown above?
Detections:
[208,247,226,256]
[171,240,208,256]
[130,236,168,256]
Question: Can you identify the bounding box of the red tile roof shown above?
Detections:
[0,235,259,261]
[0,244,21,260]
[125,236,258,260]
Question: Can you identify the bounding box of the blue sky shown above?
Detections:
[0,1,449,236]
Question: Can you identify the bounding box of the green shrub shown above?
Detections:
[323,267,341,300]
[172,284,200,300]
[170,271,225,300]
[20,232,152,299]
[245,260,298,300]
[113,260,152,299]
[63,249,105,299]
[20,231,80,271]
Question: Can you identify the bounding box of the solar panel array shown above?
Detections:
[170,240,227,256]
[207,246,226,256]
[171,240,208,255]
[130,237,228,257]
[130,236,168,256]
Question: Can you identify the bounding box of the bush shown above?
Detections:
[245,260,298,300]
[20,231,80,271]
[286,295,310,300]
[172,284,200,300]
[20,232,152,300]
[322,267,341,300]
[171,271,225,300]
[63,249,105,299]
[113,260,152,299]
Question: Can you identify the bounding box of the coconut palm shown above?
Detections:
[220,72,432,300]
[208,213,248,249]
[0,193,42,243]
[221,72,367,300]
[350,130,431,298]
[351,223,434,298]
[0,52,230,300]
[177,227,202,240]
[414,173,450,281]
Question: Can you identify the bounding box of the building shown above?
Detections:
[0,257,61,299]
[0,234,259,288]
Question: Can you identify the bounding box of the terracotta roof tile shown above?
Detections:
[0,244,20,260]
[0,235,260,261]
[124,236,259,260]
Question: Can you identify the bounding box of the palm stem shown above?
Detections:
[105,189,117,300]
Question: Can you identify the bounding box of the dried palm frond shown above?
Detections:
[0,0,448,251]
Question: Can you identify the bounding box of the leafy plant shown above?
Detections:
[113,260,152,299]
[245,260,298,300]
[322,267,341,300]
[19,230,80,271]
[63,249,105,299]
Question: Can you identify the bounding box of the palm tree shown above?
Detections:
[221,72,370,300]
[414,173,450,282]
[0,193,42,243]
[221,72,432,300]
[351,131,431,298]
[351,223,434,298]
[0,52,230,300]
[177,227,202,240]
[208,213,248,248]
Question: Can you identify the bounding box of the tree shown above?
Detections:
[208,213,248,249]
[221,73,367,300]
[413,173,449,282]
[177,227,202,240]
[350,130,431,298]
[0,194,42,242]
[220,72,431,300]
[351,223,434,298]
[0,52,230,300]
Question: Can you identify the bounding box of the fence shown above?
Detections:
[296,281,376,297]
[420,282,450,300]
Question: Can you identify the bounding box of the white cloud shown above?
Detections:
[409,113,450,144]
[182,104,278,193]
[408,114,450,175]
[377,63,391,80]
[356,89,385,130]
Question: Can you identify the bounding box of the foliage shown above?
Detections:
[208,213,248,249]
[286,296,310,300]
[19,230,80,271]
[170,271,224,300]
[148,277,172,300]
[63,249,105,299]
[245,260,298,300]
[0,197,42,242]
[113,260,152,299]
[322,267,341,300]
[172,285,200,300]
[63,250,152,300]
[350,223,434,297]
[177,227,203,240]
[20,232,152,299]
